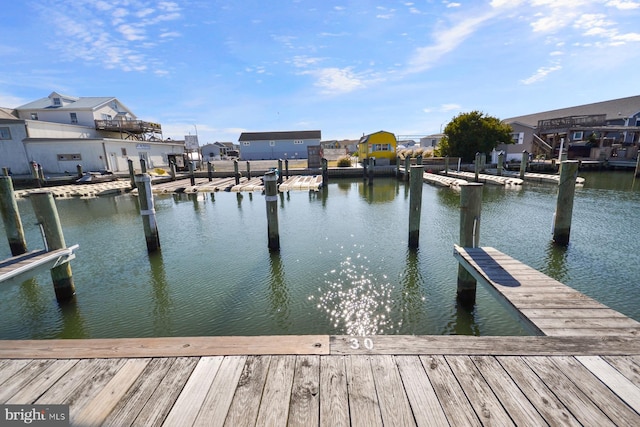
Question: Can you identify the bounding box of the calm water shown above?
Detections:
[1,171,639,339]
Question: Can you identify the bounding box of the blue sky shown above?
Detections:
[1,0,639,144]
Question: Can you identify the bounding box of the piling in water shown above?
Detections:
[76,164,83,179]
[367,157,374,186]
[264,171,280,251]
[474,153,481,182]
[277,159,283,184]
[519,151,528,179]
[140,159,147,174]
[322,158,328,185]
[497,152,504,176]
[404,156,411,182]
[0,176,27,256]
[128,159,136,188]
[170,161,177,181]
[207,161,213,182]
[234,160,240,185]
[408,165,424,249]
[444,156,449,176]
[246,161,251,180]
[552,160,579,246]
[285,159,289,179]
[189,161,195,186]
[135,173,161,253]
[29,191,76,303]
[457,182,483,305]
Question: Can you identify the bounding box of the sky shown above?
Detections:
[1,0,639,145]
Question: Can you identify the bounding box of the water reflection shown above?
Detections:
[542,241,569,283]
[359,180,398,204]
[57,300,88,338]
[315,252,394,336]
[268,252,290,330]
[399,249,426,333]
[148,251,172,335]
[444,302,480,336]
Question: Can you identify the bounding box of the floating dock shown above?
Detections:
[421,171,467,188]
[441,170,524,186]
[143,176,323,194]
[497,171,586,185]
[1,247,639,425]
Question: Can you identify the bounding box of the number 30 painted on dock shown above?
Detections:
[350,338,374,350]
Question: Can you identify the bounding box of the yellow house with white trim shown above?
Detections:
[358,130,397,165]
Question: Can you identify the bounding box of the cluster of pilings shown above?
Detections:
[0,172,76,303]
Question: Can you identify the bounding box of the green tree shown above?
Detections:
[435,111,513,162]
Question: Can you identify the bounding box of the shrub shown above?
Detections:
[337,156,352,167]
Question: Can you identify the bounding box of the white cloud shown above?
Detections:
[606,0,640,9]
[423,103,461,113]
[520,64,562,84]
[301,67,368,95]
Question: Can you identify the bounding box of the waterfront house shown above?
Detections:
[500,95,640,163]
[238,130,321,160]
[0,92,184,175]
[357,130,397,165]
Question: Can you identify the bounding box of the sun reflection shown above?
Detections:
[311,254,395,336]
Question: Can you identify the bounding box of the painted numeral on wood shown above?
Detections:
[349,338,374,350]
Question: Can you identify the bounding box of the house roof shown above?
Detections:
[358,130,396,143]
[0,107,19,120]
[504,95,640,127]
[15,93,137,119]
[238,130,321,141]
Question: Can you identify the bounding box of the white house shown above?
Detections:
[1,92,184,175]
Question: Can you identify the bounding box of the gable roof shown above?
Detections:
[238,130,321,141]
[0,107,19,120]
[504,95,640,127]
[359,130,396,143]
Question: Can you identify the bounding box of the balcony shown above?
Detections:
[95,119,162,141]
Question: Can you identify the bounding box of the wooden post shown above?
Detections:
[474,152,481,182]
[246,161,251,180]
[170,161,176,181]
[367,157,374,186]
[277,159,283,184]
[408,165,424,249]
[416,155,423,166]
[396,156,400,178]
[363,157,368,181]
[128,159,136,188]
[0,176,27,255]
[264,171,280,251]
[444,156,449,175]
[207,161,213,182]
[404,155,411,182]
[457,182,483,305]
[519,151,528,179]
[285,159,289,179]
[2,167,9,176]
[321,158,328,185]
[29,191,76,302]
[76,164,83,178]
[189,161,196,186]
[553,160,579,246]
[634,154,640,177]
[135,174,161,253]
[140,158,147,174]
[234,159,240,185]
[497,152,504,176]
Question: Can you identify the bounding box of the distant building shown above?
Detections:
[500,95,640,162]
[358,130,397,165]
[420,134,444,149]
[201,141,237,160]
[0,92,183,174]
[238,130,321,160]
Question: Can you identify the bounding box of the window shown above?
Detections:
[30,113,38,120]
[0,127,11,140]
[294,140,304,144]
[121,148,127,156]
[57,154,82,161]
[372,144,390,151]
[53,97,61,106]
[572,131,583,141]
[242,141,250,146]
[70,113,78,124]
[511,132,524,144]
[102,113,112,120]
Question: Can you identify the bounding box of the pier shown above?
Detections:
[138,175,324,194]
[1,248,639,425]
[441,170,523,186]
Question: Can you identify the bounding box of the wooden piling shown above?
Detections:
[189,162,196,186]
[76,164,83,178]
[207,161,213,182]
[140,159,147,174]
[321,158,328,185]
[29,191,76,302]
[519,151,528,179]
[135,174,161,253]
[552,160,579,246]
[408,165,424,249]
[246,161,251,180]
[367,157,374,186]
[444,156,449,176]
[128,159,135,188]
[635,154,640,177]
[497,152,504,176]
[277,159,283,184]
[416,155,423,166]
[0,176,27,255]
[170,161,177,181]
[474,153,480,182]
[234,160,240,185]
[404,156,411,182]
[264,171,280,251]
[285,159,289,179]
[396,156,400,178]
[457,182,483,305]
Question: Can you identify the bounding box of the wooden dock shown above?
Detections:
[15,181,132,198]
[421,172,467,189]
[2,248,639,425]
[0,245,78,285]
[442,170,524,186]
[498,171,586,185]
[142,176,323,195]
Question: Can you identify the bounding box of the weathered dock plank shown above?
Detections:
[442,170,523,185]
[319,356,349,427]
[287,355,320,427]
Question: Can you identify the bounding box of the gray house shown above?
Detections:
[238,130,321,160]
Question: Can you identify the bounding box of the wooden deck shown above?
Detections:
[2,248,640,425]
[0,336,639,426]
[441,170,524,186]
[143,176,323,194]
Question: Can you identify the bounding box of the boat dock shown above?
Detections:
[1,247,639,426]
[0,245,78,285]
[441,170,524,186]
[498,171,586,185]
[421,171,467,189]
